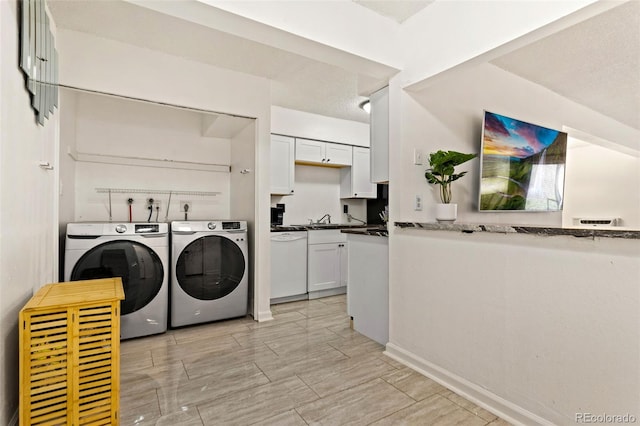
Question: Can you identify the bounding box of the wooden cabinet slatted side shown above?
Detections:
[19,278,124,426]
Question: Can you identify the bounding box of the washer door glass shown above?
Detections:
[71,240,164,315]
[176,235,245,301]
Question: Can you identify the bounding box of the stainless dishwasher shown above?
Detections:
[270,231,308,303]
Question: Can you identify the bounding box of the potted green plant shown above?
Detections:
[425,150,477,222]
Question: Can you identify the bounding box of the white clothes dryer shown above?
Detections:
[171,221,248,327]
[64,222,169,340]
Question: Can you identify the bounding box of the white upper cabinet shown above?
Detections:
[340,147,376,199]
[270,134,295,195]
[295,138,352,167]
[370,86,389,183]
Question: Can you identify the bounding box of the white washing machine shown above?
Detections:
[64,222,169,340]
[171,220,248,327]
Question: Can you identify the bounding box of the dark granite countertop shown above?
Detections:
[271,224,369,232]
[394,222,640,239]
[341,226,388,237]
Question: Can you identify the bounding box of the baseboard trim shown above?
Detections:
[256,309,274,322]
[384,343,553,426]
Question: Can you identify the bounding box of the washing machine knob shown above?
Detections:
[207,222,217,230]
[115,224,127,233]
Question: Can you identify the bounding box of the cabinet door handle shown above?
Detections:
[321,158,326,162]
[327,158,331,162]
[291,190,294,193]
[354,193,358,196]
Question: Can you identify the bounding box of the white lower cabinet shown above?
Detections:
[307,230,347,298]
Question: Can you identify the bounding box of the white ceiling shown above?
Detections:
[491,1,640,131]
[48,1,639,129]
[353,0,434,23]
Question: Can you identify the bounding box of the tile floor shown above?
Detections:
[120,295,512,425]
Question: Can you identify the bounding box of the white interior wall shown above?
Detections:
[0,2,59,424]
[387,230,640,425]
[229,120,260,317]
[271,165,366,225]
[563,139,640,229]
[68,91,231,223]
[56,29,273,320]
[401,62,640,226]
[387,5,640,424]
[271,106,369,147]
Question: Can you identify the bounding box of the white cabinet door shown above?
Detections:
[308,243,341,292]
[370,86,389,183]
[295,138,325,163]
[325,143,352,166]
[339,242,348,287]
[270,135,295,195]
[295,138,352,166]
[340,147,376,198]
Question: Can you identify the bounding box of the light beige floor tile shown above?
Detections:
[170,319,252,344]
[264,327,344,356]
[232,321,307,347]
[119,394,161,426]
[299,354,398,397]
[297,378,414,425]
[247,310,308,329]
[249,409,308,426]
[487,418,513,425]
[382,368,447,401]
[154,405,203,426]
[440,389,498,422]
[120,361,189,398]
[370,394,488,426]
[270,299,313,313]
[318,294,347,305]
[295,312,350,330]
[158,362,269,414]
[381,352,407,369]
[120,333,177,355]
[329,336,385,358]
[198,376,318,426]
[151,334,240,366]
[120,349,154,372]
[119,388,159,416]
[255,343,348,382]
[301,302,347,319]
[182,343,279,378]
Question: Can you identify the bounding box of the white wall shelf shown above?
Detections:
[95,188,220,197]
[68,148,230,173]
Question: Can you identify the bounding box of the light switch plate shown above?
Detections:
[413,149,424,165]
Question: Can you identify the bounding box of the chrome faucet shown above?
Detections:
[346,213,366,225]
[316,214,331,224]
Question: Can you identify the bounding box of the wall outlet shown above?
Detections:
[180,201,192,213]
[414,194,423,211]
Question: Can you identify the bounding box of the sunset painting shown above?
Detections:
[479,111,567,211]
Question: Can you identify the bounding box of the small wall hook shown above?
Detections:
[240,169,251,174]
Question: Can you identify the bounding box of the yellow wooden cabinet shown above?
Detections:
[19,278,125,425]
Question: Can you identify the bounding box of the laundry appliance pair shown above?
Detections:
[64,221,248,340]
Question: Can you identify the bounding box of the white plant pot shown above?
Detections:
[435,203,457,223]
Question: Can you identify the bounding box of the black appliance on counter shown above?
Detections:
[271,204,285,226]
[366,184,388,225]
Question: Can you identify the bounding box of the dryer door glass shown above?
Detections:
[176,235,245,300]
[71,241,164,315]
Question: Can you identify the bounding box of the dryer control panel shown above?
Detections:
[222,222,241,230]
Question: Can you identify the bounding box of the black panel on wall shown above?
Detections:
[366,184,388,225]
